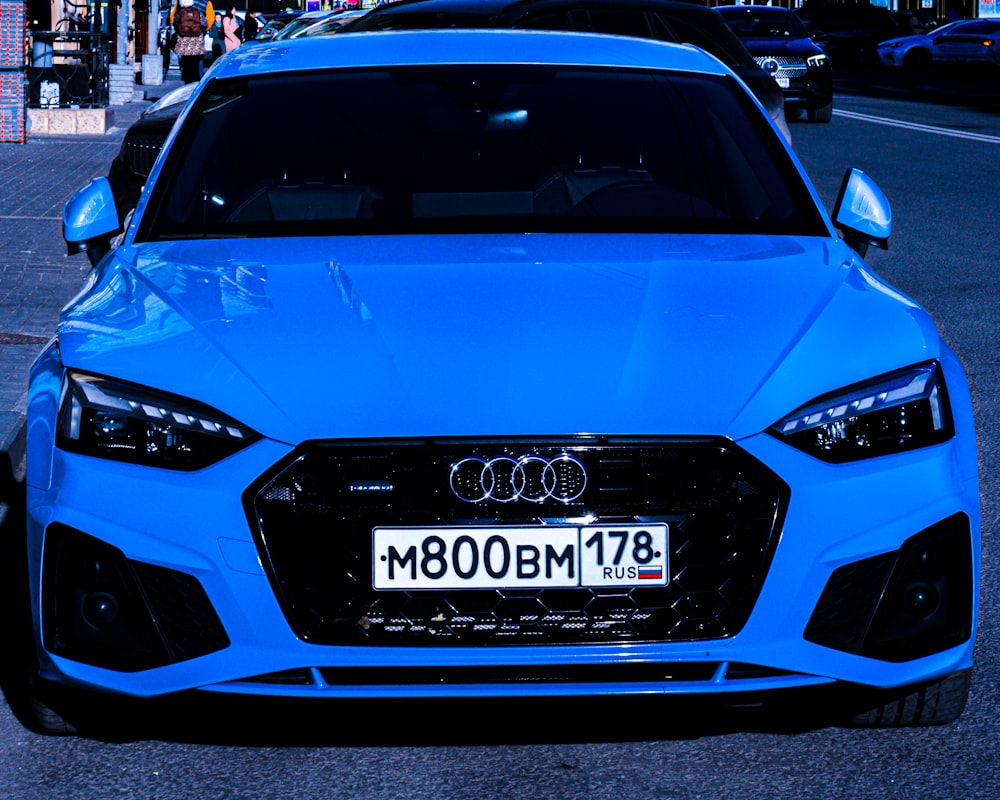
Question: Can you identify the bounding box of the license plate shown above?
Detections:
[373,524,668,590]
[777,77,790,88]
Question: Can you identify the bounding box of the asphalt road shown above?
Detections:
[1,65,999,799]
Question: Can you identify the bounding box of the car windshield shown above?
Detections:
[137,64,825,241]
[938,19,1000,35]
[271,12,335,39]
[721,8,810,40]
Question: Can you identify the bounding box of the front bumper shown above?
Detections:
[25,417,980,701]
[752,56,833,111]
[783,69,834,111]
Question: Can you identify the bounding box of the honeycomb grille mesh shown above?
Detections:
[249,438,786,646]
[754,56,808,78]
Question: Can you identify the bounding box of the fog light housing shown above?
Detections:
[804,514,972,662]
[43,524,230,672]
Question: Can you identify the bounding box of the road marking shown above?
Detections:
[834,109,1000,144]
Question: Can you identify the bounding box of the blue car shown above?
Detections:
[14,28,980,736]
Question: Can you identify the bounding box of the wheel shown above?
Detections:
[0,474,78,736]
[807,101,833,123]
[845,669,972,727]
[903,47,932,71]
[784,106,804,122]
[1,474,150,739]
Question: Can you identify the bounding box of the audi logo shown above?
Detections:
[449,454,587,504]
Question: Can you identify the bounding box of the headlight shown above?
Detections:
[806,53,830,67]
[57,371,260,470]
[769,362,953,463]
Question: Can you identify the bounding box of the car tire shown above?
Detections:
[0,490,63,735]
[807,101,833,123]
[903,47,931,70]
[845,669,972,728]
[0,475,81,736]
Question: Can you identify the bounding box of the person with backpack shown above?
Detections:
[169,0,214,29]
[173,0,209,83]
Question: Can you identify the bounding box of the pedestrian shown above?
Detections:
[208,11,225,61]
[222,7,242,52]
[173,0,208,84]
[162,0,215,37]
[169,0,215,32]
[242,9,260,41]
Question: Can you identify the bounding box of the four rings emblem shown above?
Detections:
[449,454,587,504]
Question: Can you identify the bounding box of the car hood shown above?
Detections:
[57,234,939,445]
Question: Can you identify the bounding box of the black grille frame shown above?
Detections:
[122,133,163,178]
[245,437,787,646]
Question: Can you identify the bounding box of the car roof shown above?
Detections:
[342,0,717,27]
[291,8,373,36]
[271,9,342,35]
[336,0,757,69]
[715,4,796,14]
[212,27,730,77]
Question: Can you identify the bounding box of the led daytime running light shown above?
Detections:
[59,371,258,470]
[73,375,248,442]
[777,367,935,436]
[769,362,952,463]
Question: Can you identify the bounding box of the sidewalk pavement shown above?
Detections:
[0,70,185,484]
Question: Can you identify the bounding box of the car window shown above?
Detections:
[514,8,652,37]
[951,20,1000,34]
[344,9,494,29]
[138,65,825,241]
[649,10,758,68]
[721,9,810,40]
[514,10,573,30]
[573,9,653,38]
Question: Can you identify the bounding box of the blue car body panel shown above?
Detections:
[50,235,935,446]
[24,30,980,711]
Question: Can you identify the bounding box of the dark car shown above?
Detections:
[102,0,793,244]
[797,2,902,65]
[103,83,195,255]
[337,0,793,141]
[254,9,304,40]
[717,5,832,123]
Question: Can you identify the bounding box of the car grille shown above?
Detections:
[122,133,163,178]
[248,437,787,646]
[755,56,808,79]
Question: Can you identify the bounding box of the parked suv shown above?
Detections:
[717,5,833,123]
[337,0,792,141]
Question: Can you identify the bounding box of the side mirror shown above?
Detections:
[63,177,122,266]
[833,167,891,257]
